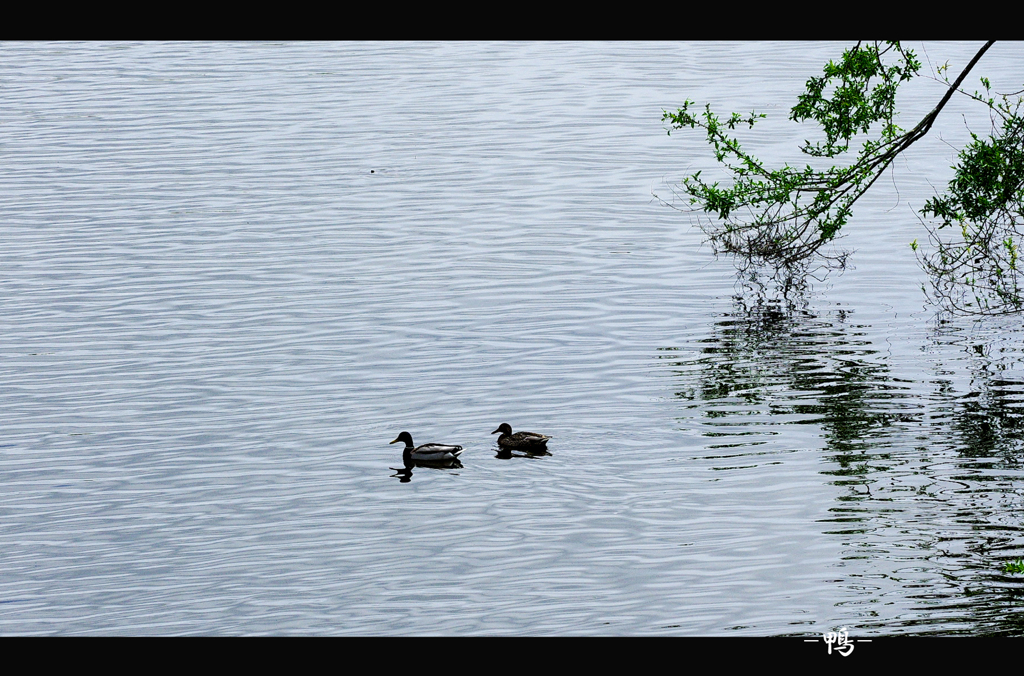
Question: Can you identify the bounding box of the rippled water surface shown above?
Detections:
[2,41,1024,635]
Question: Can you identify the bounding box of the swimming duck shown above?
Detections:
[390,431,463,464]
[491,423,550,452]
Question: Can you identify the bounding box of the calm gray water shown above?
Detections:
[2,41,1023,636]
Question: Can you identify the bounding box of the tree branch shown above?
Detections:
[916,41,995,138]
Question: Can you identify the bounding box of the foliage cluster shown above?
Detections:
[917,75,1024,314]
[663,41,1024,315]
[663,42,927,274]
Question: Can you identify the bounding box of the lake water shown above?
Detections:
[2,41,1023,636]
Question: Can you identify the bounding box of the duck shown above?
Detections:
[390,431,463,464]
[491,423,550,452]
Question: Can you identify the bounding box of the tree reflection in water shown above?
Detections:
[658,296,1024,635]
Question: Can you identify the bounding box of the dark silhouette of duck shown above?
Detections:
[390,431,463,464]
[491,423,550,452]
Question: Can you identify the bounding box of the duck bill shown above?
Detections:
[389,437,401,444]
[491,428,501,434]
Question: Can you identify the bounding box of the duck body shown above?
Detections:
[390,431,463,464]
[491,423,550,452]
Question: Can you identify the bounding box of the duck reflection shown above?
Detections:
[494,445,552,460]
[390,455,465,483]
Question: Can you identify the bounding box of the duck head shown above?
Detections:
[491,423,513,435]
[390,431,414,447]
